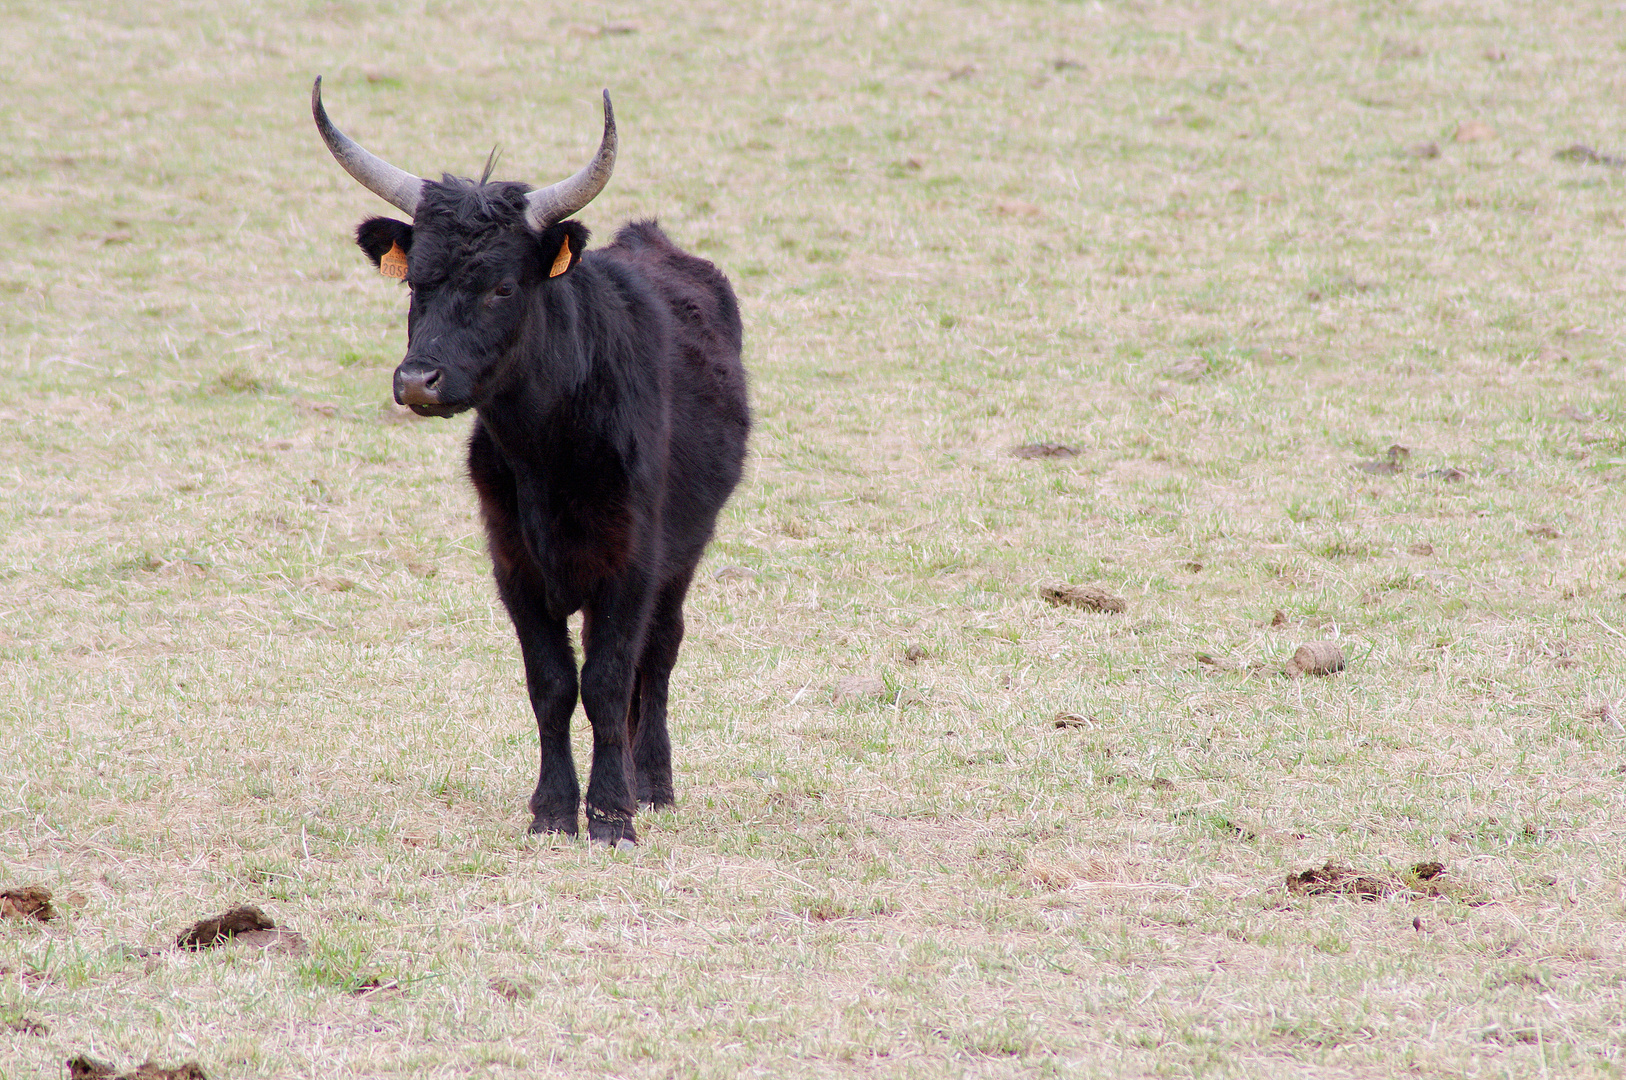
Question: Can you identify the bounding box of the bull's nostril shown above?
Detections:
[423,370,442,389]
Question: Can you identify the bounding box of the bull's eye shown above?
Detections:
[492,283,515,299]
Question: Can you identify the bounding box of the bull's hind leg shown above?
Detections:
[630,576,691,810]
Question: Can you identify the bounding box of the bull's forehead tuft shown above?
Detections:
[418,177,532,230]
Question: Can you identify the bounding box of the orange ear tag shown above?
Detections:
[549,236,572,278]
[379,241,408,280]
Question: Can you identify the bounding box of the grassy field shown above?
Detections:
[3,0,1625,1075]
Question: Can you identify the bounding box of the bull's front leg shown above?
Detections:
[473,438,583,837]
[492,586,582,836]
[515,615,582,836]
[579,572,656,846]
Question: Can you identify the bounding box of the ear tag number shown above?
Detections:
[549,236,572,278]
[380,241,408,280]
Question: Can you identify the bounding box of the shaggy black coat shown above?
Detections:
[355,179,749,844]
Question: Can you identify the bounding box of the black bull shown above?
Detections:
[312,80,749,844]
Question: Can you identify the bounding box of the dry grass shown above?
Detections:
[3,0,1626,1076]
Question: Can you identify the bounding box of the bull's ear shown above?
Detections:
[355,218,413,279]
[536,220,590,279]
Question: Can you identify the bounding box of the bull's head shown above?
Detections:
[311,77,616,416]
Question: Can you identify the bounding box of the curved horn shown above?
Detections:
[311,76,425,217]
[524,90,617,231]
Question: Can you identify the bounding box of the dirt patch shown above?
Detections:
[1286,863,1396,900]
[0,885,55,922]
[230,927,310,955]
[177,904,275,949]
[1039,583,1126,613]
[1284,642,1344,678]
[1555,143,1625,168]
[378,402,430,424]
[67,1058,208,1080]
[350,976,401,996]
[1053,712,1091,729]
[1286,861,1455,901]
[1356,444,1411,475]
[5,1016,49,1036]
[832,674,887,704]
[1011,442,1079,459]
[1580,701,1618,725]
[489,977,536,1001]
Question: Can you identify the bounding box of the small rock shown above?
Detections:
[712,565,758,582]
[1526,523,1561,539]
[1053,713,1091,729]
[1408,542,1434,557]
[1406,141,1440,159]
[1284,642,1345,678]
[1454,120,1496,143]
[903,644,928,664]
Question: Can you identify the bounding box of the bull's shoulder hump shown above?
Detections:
[608,219,674,252]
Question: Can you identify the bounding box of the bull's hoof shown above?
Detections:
[637,785,675,811]
[585,812,637,847]
[528,812,579,837]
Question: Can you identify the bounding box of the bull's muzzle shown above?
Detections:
[394,361,443,407]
